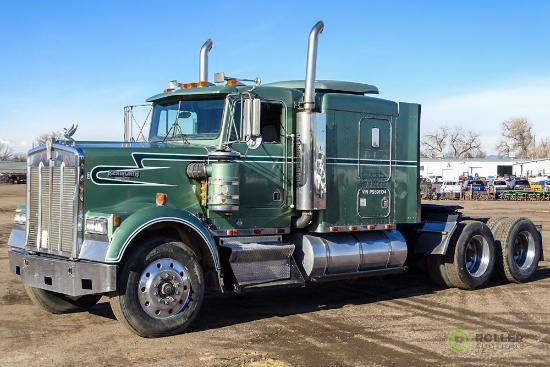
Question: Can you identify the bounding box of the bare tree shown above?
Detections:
[447,127,485,158]
[13,152,27,162]
[496,117,533,158]
[34,131,63,147]
[531,137,550,158]
[421,126,449,158]
[0,141,14,161]
[421,125,485,158]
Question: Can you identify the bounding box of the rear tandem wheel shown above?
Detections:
[444,221,496,290]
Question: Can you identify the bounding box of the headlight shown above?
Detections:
[14,211,26,225]
[85,217,108,235]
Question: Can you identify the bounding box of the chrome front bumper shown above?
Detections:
[8,248,117,296]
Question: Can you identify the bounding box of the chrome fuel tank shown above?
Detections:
[290,231,407,278]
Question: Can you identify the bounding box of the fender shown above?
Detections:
[414,213,460,255]
[106,205,219,270]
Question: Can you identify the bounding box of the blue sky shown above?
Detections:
[1,1,550,154]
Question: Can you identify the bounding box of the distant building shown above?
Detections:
[0,161,26,174]
[420,158,550,181]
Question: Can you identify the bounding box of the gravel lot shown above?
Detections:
[1,183,549,366]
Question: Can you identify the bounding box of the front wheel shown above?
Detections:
[110,238,204,338]
[25,285,102,313]
[444,221,496,290]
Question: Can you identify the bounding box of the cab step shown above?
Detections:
[219,236,305,290]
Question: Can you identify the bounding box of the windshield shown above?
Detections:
[149,98,225,141]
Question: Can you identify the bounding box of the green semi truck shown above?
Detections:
[8,21,542,337]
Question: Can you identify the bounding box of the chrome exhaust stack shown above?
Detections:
[304,21,324,112]
[295,21,326,215]
[199,39,213,82]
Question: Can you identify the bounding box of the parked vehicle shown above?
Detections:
[440,181,461,199]
[529,179,549,191]
[488,179,509,196]
[463,179,485,192]
[509,178,531,190]
[2,172,27,184]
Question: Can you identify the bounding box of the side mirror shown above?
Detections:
[243,99,261,148]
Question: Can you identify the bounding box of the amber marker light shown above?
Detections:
[226,79,238,86]
[156,193,167,206]
[349,226,357,231]
[253,229,262,235]
[113,216,121,227]
[367,225,376,230]
[197,81,208,87]
[227,229,237,236]
[330,226,339,232]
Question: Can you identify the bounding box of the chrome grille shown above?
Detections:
[28,157,78,255]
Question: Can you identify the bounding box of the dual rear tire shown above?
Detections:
[490,217,542,283]
[427,217,541,290]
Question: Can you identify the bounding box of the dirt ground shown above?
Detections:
[1,183,549,366]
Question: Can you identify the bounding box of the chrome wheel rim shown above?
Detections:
[138,258,191,319]
[464,235,490,277]
[513,231,536,270]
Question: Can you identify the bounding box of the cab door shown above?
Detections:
[229,101,287,211]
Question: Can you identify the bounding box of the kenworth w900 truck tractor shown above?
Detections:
[8,21,542,337]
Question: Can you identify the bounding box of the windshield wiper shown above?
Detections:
[161,101,189,144]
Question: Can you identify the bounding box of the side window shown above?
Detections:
[230,101,242,141]
[230,100,283,143]
[260,103,282,143]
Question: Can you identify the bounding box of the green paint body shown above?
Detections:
[73,81,420,262]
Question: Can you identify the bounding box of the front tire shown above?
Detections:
[444,221,496,290]
[493,217,541,283]
[110,238,204,338]
[25,285,102,313]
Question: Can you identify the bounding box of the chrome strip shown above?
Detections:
[25,157,31,246]
[74,155,84,258]
[47,162,53,251]
[37,163,43,251]
[209,227,291,237]
[313,224,395,233]
[209,181,239,186]
[58,163,64,252]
